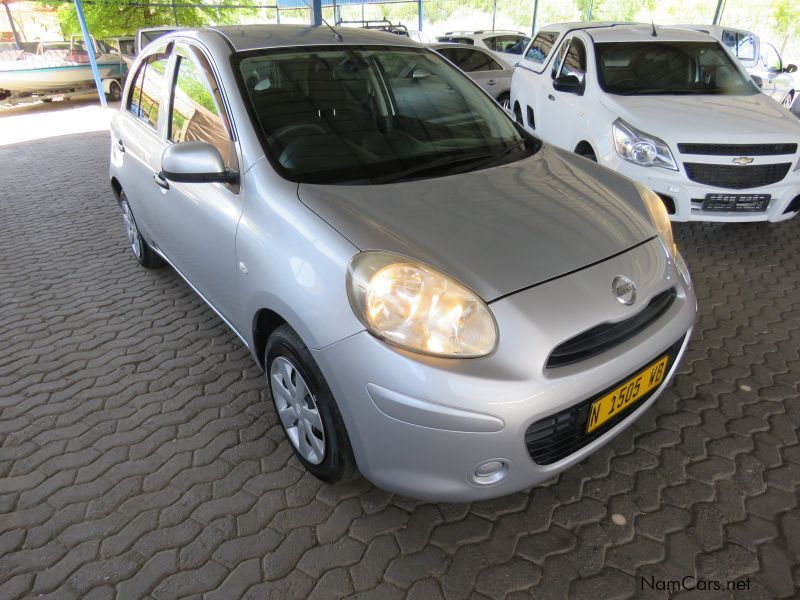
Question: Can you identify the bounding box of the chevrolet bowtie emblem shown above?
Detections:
[732,156,755,165]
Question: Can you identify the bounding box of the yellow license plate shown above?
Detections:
[586,355,670,433]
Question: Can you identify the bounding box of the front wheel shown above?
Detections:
[265,324,356,483]
[119,192,163,269]
[497,92,511,110]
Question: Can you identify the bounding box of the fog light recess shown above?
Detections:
[470,459,510,486]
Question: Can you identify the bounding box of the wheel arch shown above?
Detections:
[252,308,288,369]
[574,140,597,159]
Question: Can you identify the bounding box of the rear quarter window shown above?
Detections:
[524,32,558,65]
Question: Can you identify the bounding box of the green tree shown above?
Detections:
[771,0,799,54]
[46,0,260,39]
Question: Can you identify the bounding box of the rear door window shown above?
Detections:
[439,47,503,72]
[128,50,171,130]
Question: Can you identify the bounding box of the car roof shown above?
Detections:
[441,30,525,36]
[429,42,490,50]
[206,24,422,51]
[539,22,714,43]
[586,24,715,42]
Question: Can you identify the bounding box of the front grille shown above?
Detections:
[684,162,791,189]
[677,143,797,156]
[526,336,685,465]
[546,288,677,369]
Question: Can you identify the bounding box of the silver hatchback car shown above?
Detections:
[110,25,696,502]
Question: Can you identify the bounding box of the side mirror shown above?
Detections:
[161,142,238,184]
[552,74,583,95]
[785,64,797,74]
[751,74,764,88]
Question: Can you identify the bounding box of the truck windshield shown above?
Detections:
[595,41,760,96]
[233,45,536,184]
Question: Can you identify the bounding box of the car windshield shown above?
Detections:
[595,41,760,95]
[234,45,536,184]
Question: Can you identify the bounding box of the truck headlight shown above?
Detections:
[347,251,498,357]
[613,119,677,170]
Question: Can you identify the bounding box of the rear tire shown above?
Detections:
[265,324,356,483]
[106,80,122,101]
[119,191,164,269]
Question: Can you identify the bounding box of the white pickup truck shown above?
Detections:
[511,22,800,222]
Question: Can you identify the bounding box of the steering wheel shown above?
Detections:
[271,123,327,145]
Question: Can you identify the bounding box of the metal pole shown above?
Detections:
[587,0,593,21]
[491,0,496,31]
[312,0,322,25]
[172,0,179,25]
[712,0,725,24]
[418,0,422,31]
[276,6,280,24]
[73,0,107,108]
[3,1,22,50]
[531,0,538,36]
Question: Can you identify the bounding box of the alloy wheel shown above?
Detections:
[270,356,326,464]
[120,201,142,259]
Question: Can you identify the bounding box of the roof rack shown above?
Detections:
[336,19,409,36]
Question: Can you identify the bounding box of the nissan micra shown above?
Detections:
[109,25,696,501]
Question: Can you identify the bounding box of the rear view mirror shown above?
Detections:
[552,74,583,95]
[161,142,238,184]
[785,64,798,73]
[412,68,431,80]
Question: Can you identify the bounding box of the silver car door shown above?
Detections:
[113,45,173,246]
[156,42,243,323]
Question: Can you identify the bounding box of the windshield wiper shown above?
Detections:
[456,140,527,173]
[370,152,494,184]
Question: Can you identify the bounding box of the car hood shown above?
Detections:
[298,146,655,301]
[600,93,800,142]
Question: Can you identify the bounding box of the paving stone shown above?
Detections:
[1,128,799,600]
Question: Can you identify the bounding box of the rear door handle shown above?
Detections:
[115,139,125,153]
[153,172,169,190]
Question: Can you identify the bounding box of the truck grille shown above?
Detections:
[683,162,791,189]
[525,336,685,466]
[546,288,677,369]
[677,143,797,156]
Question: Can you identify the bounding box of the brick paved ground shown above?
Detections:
[0,130,798,600]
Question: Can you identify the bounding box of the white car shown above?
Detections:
[437,30,530,60]
[430,43,514,107]
[675,25,796,109]
[512,22,800,222]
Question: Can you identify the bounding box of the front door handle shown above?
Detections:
[487,79,496,86]
[115,139,125,153]
[548,94,555,101]
[153,172,169,190]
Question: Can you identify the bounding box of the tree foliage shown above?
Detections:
[47,0,260,38]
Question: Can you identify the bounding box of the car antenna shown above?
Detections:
[299,0,343,42]
[651,20,658,37]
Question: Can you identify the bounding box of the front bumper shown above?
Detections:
[605,154,800,223]
[312,239,696,502]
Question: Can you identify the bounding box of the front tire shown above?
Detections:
[119,192,163,269]
[497,92,510,110]
[266,324,356,483]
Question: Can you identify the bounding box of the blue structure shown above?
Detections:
[73,0,107,108]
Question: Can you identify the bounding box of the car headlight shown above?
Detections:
[347,251,498,357]
[613,119,677,170]
[636,182,677,260]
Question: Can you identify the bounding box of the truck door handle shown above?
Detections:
[115,139,125,153]
[548,94,555,101]
[153,172,169,190]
